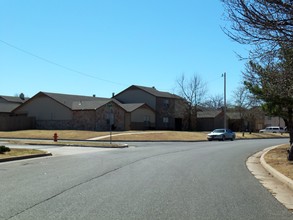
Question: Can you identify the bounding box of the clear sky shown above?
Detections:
[0,0,249,103]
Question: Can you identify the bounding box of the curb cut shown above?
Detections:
[0,153,52,163]
[260,145,293,192]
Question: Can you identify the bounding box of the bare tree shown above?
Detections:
[233,85,256,108]
[202,94,224,109]
[233,85,260,132]
[176,73,207,130]
[221,0,293,58]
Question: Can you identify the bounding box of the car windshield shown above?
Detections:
[213,129,225,133]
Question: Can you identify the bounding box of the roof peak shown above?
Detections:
[129,85,180,99]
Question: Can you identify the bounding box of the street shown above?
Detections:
[0,139,292,220]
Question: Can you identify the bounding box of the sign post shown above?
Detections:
[107,103,113,144]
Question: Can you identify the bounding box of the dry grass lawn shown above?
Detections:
[107,131,209,141]
[7,140,122,148]
[0,130,114,140]
[0,129,289,141]
[0,148,45,159]
[1,130,292,182]
[107,131,289,141]
[264,144,293,180]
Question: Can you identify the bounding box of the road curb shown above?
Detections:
[0,152,52,163]
[27,143,129,148]
[260,145,293,192]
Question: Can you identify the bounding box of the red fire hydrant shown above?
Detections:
[53,133,58,142]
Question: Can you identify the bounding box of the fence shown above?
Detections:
[0,116,35,131]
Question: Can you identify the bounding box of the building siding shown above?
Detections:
[115,88,156,110]
[14,95,73,121]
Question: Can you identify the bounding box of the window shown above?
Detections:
[144,115,150,126]
[106,113,114,125]
[144,115,150,122]
[163,99,169,108]
[163,117,169,123]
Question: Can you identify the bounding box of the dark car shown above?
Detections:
[207,128,236,141]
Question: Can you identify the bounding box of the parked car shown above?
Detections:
[259,126,285,133]
[207,128,236,141]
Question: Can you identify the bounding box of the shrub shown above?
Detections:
[0,146,11,154]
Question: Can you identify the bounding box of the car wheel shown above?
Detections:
[222,135,225,141]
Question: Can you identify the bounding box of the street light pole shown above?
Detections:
[223,72,227,129]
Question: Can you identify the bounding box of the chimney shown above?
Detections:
[19,93,25,100]
[112,92,115,98]
[93,94,96,97]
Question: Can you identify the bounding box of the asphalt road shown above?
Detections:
[0,139,292,220]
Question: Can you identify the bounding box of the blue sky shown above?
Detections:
[0,0,249,103]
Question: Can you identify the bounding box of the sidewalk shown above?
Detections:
[247,146,293,211]
[87,131,166,140]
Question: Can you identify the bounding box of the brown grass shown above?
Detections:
[7,140,121,148]
[0,130,116,140]
[0,130,289,141]
[264,144,293,180]
[0,130,292,181]
[0,148,45,159]
[105,131,210,141]
[103,131,289,141]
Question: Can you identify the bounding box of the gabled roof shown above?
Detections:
[0,95,27,103]
[13,91,155,113]
[226,112,241,120]
[41,92,109,109]
[197,110,222,118]
[115,85,181,99]
[0,103,20,113]
[72,100,153,113]
[0,95,27,113]
[13,91,110,112]
[119,103,149,112]
[72,99,111,110]
[197,110,242,120]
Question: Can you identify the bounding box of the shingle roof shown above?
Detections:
[197,110,221,118]
[0,95,27,103]
[0,103,20,113]
[226,112,241,120]
[120,103,146,112]
[14,91,155,113]
[41,92,110,110]
[197,110,242,120]
[72,100,111,110]
[119,85,181,99]
[0,95,26,113]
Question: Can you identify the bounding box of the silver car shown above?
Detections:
[207,128,236,141]
[259,126,285,133]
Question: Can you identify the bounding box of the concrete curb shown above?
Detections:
[260,145,293,192]
[27,143,129,148]
[0,152,52,163]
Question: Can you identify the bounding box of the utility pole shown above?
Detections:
[224,72,227,129]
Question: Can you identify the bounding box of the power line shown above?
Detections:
[0,39,127,86]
